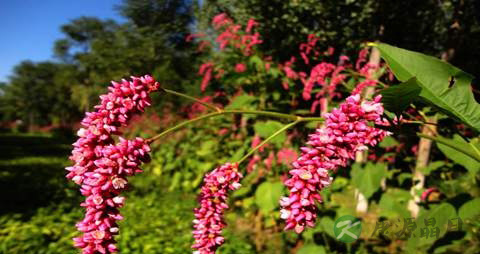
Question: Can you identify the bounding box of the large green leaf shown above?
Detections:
[459,198,480,221]
[406,203,456,252]
[419,133,480,163]
[225,95,258,110]
[374,43,480,131]
[378,188,411,219]
[351,162,386,199]
[297,244,326,254]
[436,134,480,174]
[380,77,421,115]
[254,181,284,213]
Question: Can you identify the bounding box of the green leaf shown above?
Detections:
[379,136,399,148]
[459,198,480,221]
[253,120,287,145]
[330,177,349,191]
[351,162,387,199]
[406,203,456,252]
[378,188,411,218]
[380,77,421,115]
[417,161,445,176]
[254,181,284,213]
[231,148,246,163]
[249,55,264,71]
[375,43,480,131]
[397,172,412,185]
[419,133,480,164]
[225,95,258,110]
[297,244,326,254]
[196,140,216,157]
[434,134,480,174]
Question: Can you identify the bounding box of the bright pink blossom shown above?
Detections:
[66,75,159,253]
[192,163,243,254]
[72,138,151,254]
[264,152,275,171]
[234,63,247,73]
[277,148,298,166]
[251,135,265,152]
[355,48,369,70]
[280,94,390,233]
[199,63,214,92]
[246,19,258,33]
[67,75,159,185]
[299,34,321,64]
[247,155,261,173]
[302,62,336,100]
[212,13,232,29]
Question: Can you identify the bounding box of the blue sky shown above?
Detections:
[0,0,125,82]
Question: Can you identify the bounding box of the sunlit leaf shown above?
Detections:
[375,43,479,131]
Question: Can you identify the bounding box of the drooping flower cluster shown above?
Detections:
[73,138,151,253]
[279,94,390,233]
[66,75,160,253]
[199,62,214,92]
[192,13,263,92]
[302,62,337,100]
[192,163,243,254]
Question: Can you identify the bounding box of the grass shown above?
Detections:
[0,133,77,216]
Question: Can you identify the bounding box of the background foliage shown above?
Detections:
[1,0,480,253]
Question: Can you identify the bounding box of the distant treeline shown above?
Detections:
[1,0,480,130]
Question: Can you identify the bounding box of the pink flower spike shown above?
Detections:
[192,163,243,254]
[280,94,390,233]
[66,75,158,253]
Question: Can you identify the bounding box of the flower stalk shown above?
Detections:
[237,120,301,164]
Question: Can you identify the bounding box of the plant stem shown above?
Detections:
[148,88,323,144]
[146,112,221,143]
[162,89,324,121]
[162,88,221,112]
[237,120,301,164]
[147,110,322,144]
[402,120,439,126]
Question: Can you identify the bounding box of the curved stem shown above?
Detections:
[148,88,323,144]
[402,120,439,126]
[162,88,221,112]
[147,112,222,143]
[161,88,320,120]
[223,110,301,121]
[237,120,301,164]
[147,110,322,144]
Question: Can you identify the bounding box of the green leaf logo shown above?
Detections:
[333,215,362,243]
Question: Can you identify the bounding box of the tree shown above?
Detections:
[0,61,78,129]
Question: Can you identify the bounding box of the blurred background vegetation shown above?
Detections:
[1,0,480,253]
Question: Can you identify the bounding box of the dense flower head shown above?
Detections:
[192,163,243,254]
[302,62,337,100]
[280,94,390,233]
[73,138,151,254]
[198,62,214,92]
[66,75,159,253]
[211,13,262,55]
[212,13,233,29]
[66,75,159,184]
[299,34,321,65]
